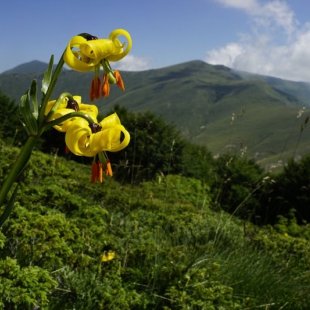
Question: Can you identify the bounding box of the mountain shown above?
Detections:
[234,69,310,108]
[1,60,310,167]
[1,60,61,74]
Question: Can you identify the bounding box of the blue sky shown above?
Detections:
[1,0,310,82]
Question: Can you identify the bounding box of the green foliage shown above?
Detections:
[251,230,310,309]
[180,142,214,182]
[2,205,79,269]
[0,257,57,309]
[101,106,214,184]
[0,231,5,249]
[49,265,141,310]
[0,91,27,145]
[274,209,310,239]
[103,193,243,308]
[141,174,211,209]
[2,51,310,310]
[106,105,186,184]
[211,154,265,220]
[1,135,310,308]
[165,264,240,310]
[253,228,310,269]
[262,154,310,223]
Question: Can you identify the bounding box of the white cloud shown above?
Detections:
[113,55,152,71]
[215,0,258,11]
[206,43,245,68]
[260,0,297,35]
[215,0,297,35]
[206,0,310,82]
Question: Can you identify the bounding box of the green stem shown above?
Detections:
[38,53,65,124]
[0,106,95,212]
[0,184,18,228]
[0,52,68,225]
[42,112,96,131]
[45,92,74,122]
[0,135,40,209]
[102,59,116,84]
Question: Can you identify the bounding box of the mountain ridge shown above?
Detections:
[1,60,64,74]
[2,59,310,105]
[1,59,310,167]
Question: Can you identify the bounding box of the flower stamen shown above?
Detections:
[89,76,101,102]
[101,73,110,98]
[98,161,103,183]
[114,70,125,91]
[105,158,113,177]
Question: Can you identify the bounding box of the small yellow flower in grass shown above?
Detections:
[101,251,115,262]
[63,29,132,101]
[283,233,289,237]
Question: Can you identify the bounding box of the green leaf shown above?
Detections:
[30,80,38,119]
[41,55,54,94]
[20,90,38,135]
[0,184,18,228]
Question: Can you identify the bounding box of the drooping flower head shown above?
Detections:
[65,111,130,157]
[46,96,130,182]
[63,29,132,101]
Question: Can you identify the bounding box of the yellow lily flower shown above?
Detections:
[65,112,130,157]
[63,29,132,101]
[63,29,132,71]
[45,96,99,132]
[46,96,129,182]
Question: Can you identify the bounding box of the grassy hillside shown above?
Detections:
[1,140,310,309]
[1,60,310,167]
[235,69,310,107]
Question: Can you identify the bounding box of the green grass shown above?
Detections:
[1,141,310,308]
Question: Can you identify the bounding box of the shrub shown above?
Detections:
[0,257,57,309]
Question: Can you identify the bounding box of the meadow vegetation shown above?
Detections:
[1,90,310,309]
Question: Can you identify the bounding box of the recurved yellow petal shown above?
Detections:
[79,39,117,60]
[45,96,82,116]
[89,124,130,153]
[99,112,121,128]
[65,118,94,156]
[79,103,99,123]
[107,29,132,62]
[65,112,130,156]
[63,29,132,72]
[63,35,100,72]
[49,108,77,132]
